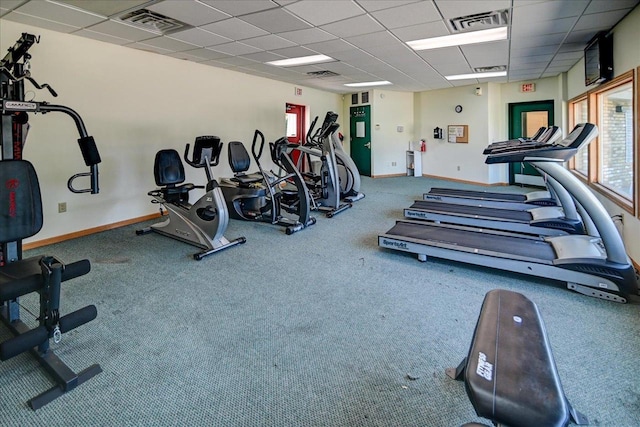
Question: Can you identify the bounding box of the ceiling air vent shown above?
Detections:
[119,9,190,35]
[307,70,340,78]
[450,9,509,32]
[473,65,507,73]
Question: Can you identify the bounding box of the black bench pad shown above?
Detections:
[448,289,587,427]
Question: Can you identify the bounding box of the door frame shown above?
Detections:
[349,105,372,176]
[508,100,554,185]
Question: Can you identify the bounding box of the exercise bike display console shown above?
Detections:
[137,136,246,260]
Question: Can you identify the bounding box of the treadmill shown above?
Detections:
[425,126,563,210]
[406,127,585,236]
[379,123,639,303]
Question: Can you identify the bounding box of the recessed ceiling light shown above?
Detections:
[344,81,392,87]
[445,71,507,80]
[266,55,333,67]
[407,27,508,51]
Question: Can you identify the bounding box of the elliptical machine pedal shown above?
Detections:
[137,136,246,260]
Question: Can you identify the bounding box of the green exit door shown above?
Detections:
[350,105,371,176]
[508,100,554,186]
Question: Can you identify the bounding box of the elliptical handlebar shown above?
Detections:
[252,129,266,161]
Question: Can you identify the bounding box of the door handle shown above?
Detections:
[364,142,371,149]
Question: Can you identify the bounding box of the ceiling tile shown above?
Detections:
[434,0,511,19]
[241,34,297,50]
[390,20,449,42]
[371,2,440,30]
[510,16,578,37]
[127,42,172,55]
[137,36,198,52]
[87,19,160,41]
[305,39,357,54]
[0,0,27,11]
[241,8,312,33]
[584,0,639,14]
[3,11,80,33]
[200,18,268,40]
[182,47,231,60]
[511,32,567,50]
[73,28,132,45]
[168,27,231,47]
[269,46,318,58]
[344,31,400,50]
[147,1,229,26]
[165,50,207,62]
[240,51,286,62]
[15,0,105,26]
[55,0,149,17]
[320,14,384,38]
[277,28,337,44]
[355,1,420,13]
[573,9,631,31]
[512,0,589,24]
[285,0,364,26]
[209,42,262,56]
[199,0,279,17]
[461,40,508,67]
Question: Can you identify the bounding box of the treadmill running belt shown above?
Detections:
[410,200,533,222]
[386,222,557,261]
[428,188,526,202]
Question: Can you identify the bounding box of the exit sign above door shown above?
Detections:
[520,83,536,92]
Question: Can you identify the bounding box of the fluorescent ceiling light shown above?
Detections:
[445,71,507,80]
[266,55,333,67]
[344,81,392,87]
[407,27,508,51]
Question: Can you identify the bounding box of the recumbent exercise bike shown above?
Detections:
[137,136,246,260]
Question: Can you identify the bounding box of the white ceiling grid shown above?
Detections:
[0,0,638,93]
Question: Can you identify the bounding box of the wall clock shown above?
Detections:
[455,105,463,113]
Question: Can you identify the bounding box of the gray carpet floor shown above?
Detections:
[1,175,639,426]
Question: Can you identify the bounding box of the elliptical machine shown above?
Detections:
[137,136,246,260]
[289,117,352,217]
[306,111,364,203]
[219,129,316,235]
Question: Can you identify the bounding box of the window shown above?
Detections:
[569,97,589,176]
[597,81,633,199]
[569,70,636,213]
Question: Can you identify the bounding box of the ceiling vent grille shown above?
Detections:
[307,70,340,78]
[450,9,509,32]
[473,65,507,73]
[119,9,191,35]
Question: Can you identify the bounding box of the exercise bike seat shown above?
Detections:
[153,149,196,202]
[227,141,263,185]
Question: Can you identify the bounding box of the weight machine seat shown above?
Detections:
[227,141,263,185]
[0,160,96,360]
[447,289,587,427]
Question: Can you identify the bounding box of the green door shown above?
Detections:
[508,100,554,185]
[350,105,371,176]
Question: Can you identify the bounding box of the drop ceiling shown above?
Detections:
[1,0,638,93]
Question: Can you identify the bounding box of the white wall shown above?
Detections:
[370,89,414,176]
[414,84,491,183]
[565,6,640,263]
[0,20,341,243]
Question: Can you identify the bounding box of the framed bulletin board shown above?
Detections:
[447,125,468,143]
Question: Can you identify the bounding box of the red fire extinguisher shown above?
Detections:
[420,139,426,152]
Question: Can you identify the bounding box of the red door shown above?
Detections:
[286,103,305,168]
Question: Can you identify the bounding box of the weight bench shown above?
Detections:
[447,289,588,427]
[0,159,101,409]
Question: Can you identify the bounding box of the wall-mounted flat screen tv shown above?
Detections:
[584,32,613,86]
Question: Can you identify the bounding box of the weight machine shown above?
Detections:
[1,33,102,409]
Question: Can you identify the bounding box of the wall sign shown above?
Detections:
[520,83,536,92]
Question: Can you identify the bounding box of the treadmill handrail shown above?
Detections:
[534,161,629,265]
